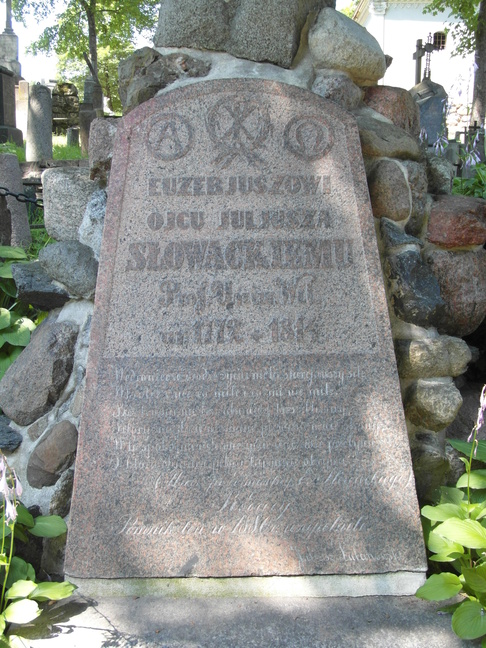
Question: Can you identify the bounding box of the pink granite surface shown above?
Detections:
[65,80,426,579]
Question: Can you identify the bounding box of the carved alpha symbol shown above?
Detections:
[206,98,271,168]
[148,113,193,161]
[284,115,332,161]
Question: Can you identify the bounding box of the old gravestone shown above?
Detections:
[65,79,426,595]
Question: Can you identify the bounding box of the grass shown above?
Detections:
[0,134,87,162]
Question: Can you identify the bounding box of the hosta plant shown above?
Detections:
[0,454,76,647]
[416,385,486,644]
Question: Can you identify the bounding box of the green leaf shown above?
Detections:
[29,581,76,602]
[458,470,486,489]
[3,599,40,624]
[0,636,10,648]
[416,573,463,600]
[439,486,465,505]
[1,319,34,347]
[0,309,11,331]
[0,263,14,280]
[6,557,35,590]
[5,580,37,601]
[449,439,486,463]
[435,518,486,549]
[429,552,464,562]
[0,346,23,380]
[463,564,486,594]
[29,515,67,538]
[0,247,27,261]
[15,505,34,529]
[452,600,486,640]
[421,504,467,521]
[427,528,465,557]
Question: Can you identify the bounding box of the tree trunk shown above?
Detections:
[86,0,98,76]
[471,0,486,127]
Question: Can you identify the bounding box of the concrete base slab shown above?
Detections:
[69,572,426,598]
[11,594,473,648]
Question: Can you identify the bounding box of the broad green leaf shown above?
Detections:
[30,581,76,602]
[1,319,34,347]
[435,518,486,549]
[463,565,486,594]
[452,599,486,639]
[0,346,23,379]
[439,486,465,505]
[6,557,35,590]
[449,439,486,464]
[429,552,464,562]
[458,470,486,490]
[29,515,67,538]
[427,528,465,557]
[0,263,14,279]
[0,247,27,261]
[3,599,40,624]
[6,580,37,601]
[416,572,463,600]
[0,555,7,565]
[0,309,10,330]
[15,505,34,529]
[421,504,467,521]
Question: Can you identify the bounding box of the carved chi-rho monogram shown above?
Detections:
[206,97,272,168]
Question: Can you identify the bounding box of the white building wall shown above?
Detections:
[354,1,476,134]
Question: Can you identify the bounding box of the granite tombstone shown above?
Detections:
[65,79,426,595]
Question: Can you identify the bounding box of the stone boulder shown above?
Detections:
[42,168,100,241]
[427,194,486,248]
[88,118,119,187]
[383,249,446,327]
[119,48,211,114]
[404,379,463,432]
[394,336,471,379]
[78,189,106,260]
[39,241,98,300]
[0,315,78,426]
[27,420,78,488]
[401,161,430,239]
[312,70,363,111]
[424,248,486,337]
[357,114,422,160]
[367,159,411,222]
[425,152,454,195]
[154,0,333,69]
[308,8,386,86]
[12,261,70,311]
[363,86,420,136]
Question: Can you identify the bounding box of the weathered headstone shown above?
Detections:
[0,153,31,246]
[26,84,53,161]
[65,80,426,595]
[0,65,22,146]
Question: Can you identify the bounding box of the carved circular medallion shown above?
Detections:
[148,113,194,161]
[284,115,332,161]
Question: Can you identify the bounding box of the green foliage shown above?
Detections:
[12,0,160,110]
[453,162,486,197]
[0,145,24,163]
[0,456,76,647]
[416,387,486,643]
[423,0,481,55]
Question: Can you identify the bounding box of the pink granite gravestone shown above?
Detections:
[65,80,426,594]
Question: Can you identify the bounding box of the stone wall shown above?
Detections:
[0,5,484,576]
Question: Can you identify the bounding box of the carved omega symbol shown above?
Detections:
[148,113,194,161]
[284,115,332,161]
[206,97,271,168]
